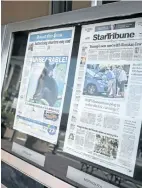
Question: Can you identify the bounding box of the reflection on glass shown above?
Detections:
[1,32,27,142]
[2,59,23,139]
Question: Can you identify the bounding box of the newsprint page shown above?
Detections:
[13,27,75,144]
[64,18,142,177]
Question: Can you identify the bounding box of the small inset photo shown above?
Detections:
[28,43,34,51]
[94,134,119,159]
[80,57,86,65]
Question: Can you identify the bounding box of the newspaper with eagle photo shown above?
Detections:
[13,27,75,144]
[64,18,142,177]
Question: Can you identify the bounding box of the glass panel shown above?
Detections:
[1,23,142,188]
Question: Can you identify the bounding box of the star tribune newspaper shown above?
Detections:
[64,18,142,177]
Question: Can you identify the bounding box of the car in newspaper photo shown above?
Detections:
[83,63,130,98]
[83,66,108,96]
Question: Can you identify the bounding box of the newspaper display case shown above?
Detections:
[1,2,142,188]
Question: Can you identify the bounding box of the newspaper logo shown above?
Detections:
[48,125,57,135]
[93,32,135,40]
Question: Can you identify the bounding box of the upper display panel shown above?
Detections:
[64,18,142,177]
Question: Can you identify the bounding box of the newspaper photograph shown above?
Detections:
[13,27,75,144]
[83,63,130,98]
[26,56,68,108]
[64,18,142,177]
[94,134,118,159]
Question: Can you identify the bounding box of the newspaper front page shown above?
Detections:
[64,18,142,177]
[13,27,75,144]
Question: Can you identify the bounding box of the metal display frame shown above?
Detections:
[1,2,142,188]
[1,25,7,52]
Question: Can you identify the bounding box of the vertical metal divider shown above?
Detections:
[1,33,14,95]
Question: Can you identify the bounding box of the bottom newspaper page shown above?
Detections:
[64,113,141,177]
